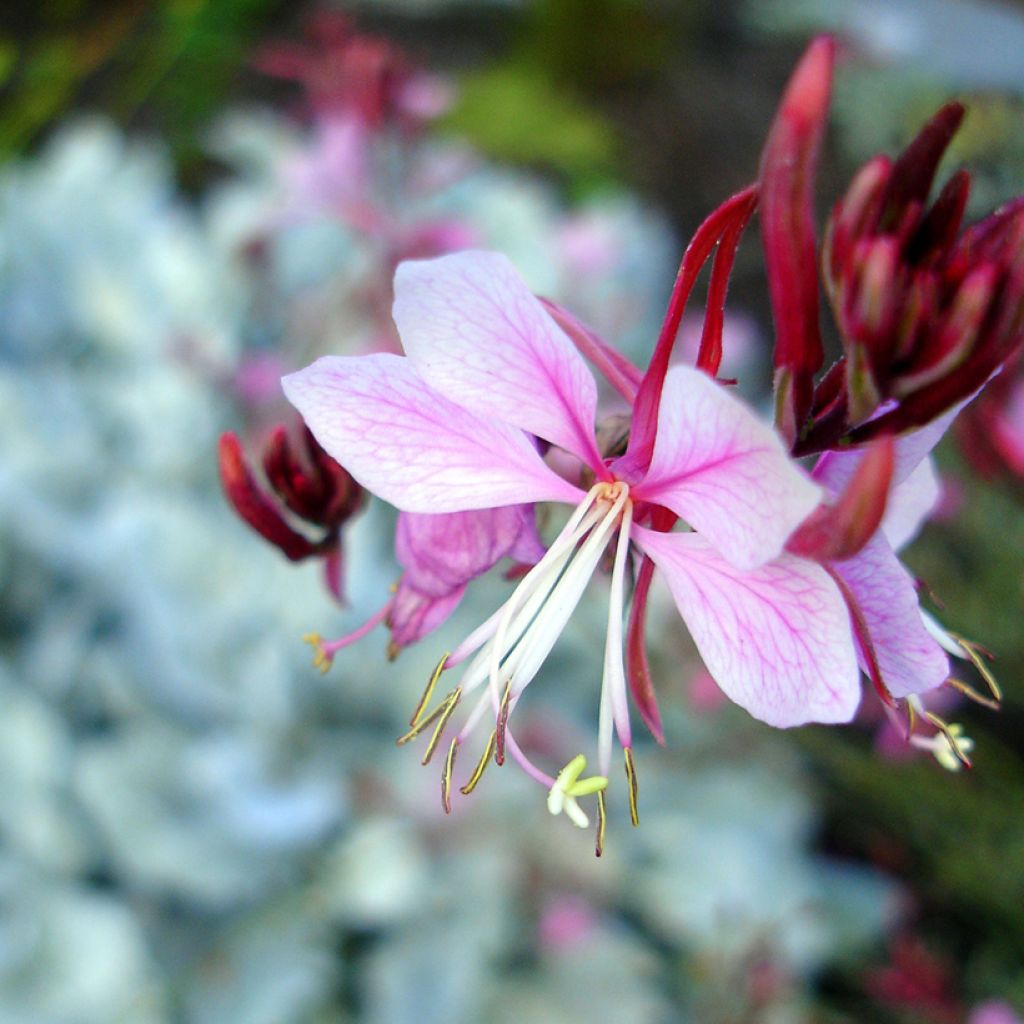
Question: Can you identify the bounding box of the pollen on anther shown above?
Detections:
[302,633,331,674]
[442,737,458,814]
[460,730,496,796]
[422,687,462,765]
[623,747,639,827]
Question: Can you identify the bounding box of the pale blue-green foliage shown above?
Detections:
[0,116,893,1023]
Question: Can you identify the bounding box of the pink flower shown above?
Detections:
[283,250,859,836]
[970,1001,1023,1024]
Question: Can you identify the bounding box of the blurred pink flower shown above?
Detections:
[970,1001,1024,1024]
[538,894,599,953]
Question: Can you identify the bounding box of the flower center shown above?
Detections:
[398,481,639,836]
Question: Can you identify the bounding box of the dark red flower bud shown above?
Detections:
[218,425,363,601]
[783,87,1024,453]
[759,35,833,443]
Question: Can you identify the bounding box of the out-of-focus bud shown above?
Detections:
[956,352,1024,481]
[253,11,446,130]
[758,35,833,444]
[218,424,363,601]
[822,103,1024,441]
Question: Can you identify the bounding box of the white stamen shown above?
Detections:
[598,498,633,775]
[921,610,963,656]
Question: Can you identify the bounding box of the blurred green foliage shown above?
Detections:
[441,0,678,193]
[0,0,279,166]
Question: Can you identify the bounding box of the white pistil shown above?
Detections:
[547,754,608,828]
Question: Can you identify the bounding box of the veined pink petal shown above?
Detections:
[832,534,949,698]
[393,251,607,472]
[390,582,466,650]
[880,457,942,551]
[814,399,965,497]
[630,365,821,570]
[633,527,860,726]
[283,354,583,513]
[396,505,541,598]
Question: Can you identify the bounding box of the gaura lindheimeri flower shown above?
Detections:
[284,249,862,846]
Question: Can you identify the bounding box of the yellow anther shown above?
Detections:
[442,737,459,814]
[422,687,462,765]
[623,747,639,827]
[595,790,607,858]
[547,755,607,829]
[411,653,449,728]
[946,676,1001,711]
[302,633,331,674]
[460,730,496,796]
[948,632,1002,704]
[396,694,450,746]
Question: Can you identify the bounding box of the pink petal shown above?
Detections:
[633,527,860,726]
[880,457,942,551]
[392,251,606,471]
[390,582,466,650]
[282,354,582,513]
[395,505,540,598]
[630,365,821,570]
[815,401,963,497]
[833,534,949,699]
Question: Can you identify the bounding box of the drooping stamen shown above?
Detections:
[946,676,1001,711]
[302,597,394,673]
[411,652,449,727]
[946,632,1002,704]
[598,499,634,775]
[460,730,496,796]
[488,486,630,712]
[623,747,639,827]
[422,688,462,765]
[905,695,918,739]
[923,711,973,770]
[494,680,512,766]
[446,486,607,672]
[595,790,607,858]
[396,687,458,745]
[442,737,458,813]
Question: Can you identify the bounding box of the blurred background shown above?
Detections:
[1,1,1023,1022]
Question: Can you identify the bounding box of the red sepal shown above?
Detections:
[759,35,833,442]
[787,436,895,562]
